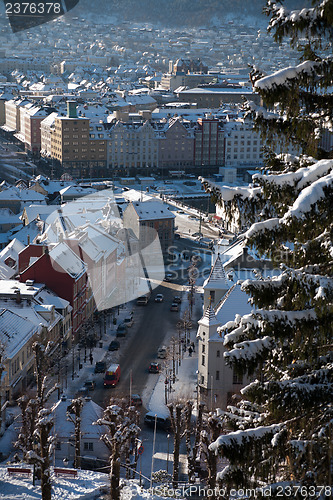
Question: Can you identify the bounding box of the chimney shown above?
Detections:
[14,289,21,304]
[67,100,77,118]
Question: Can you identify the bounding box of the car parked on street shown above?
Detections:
[164,273,174,282]
[131,394,143,406]
[77,386,89,397]
[157,346,167,359]
[148,362,160,373]
[94,361,107,373]
[154,293,164,303]
[124,316,134,327]
[144,412,171,431]
[116,323,128,337]
[84,380,96,391]
[108,340,120,351]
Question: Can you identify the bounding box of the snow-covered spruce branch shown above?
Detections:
[209,423,283,456]
[254,61,320,92]
[243,369,333,410]
[224,336,273,364]
[266,0,333,41]
[244,169,333,242]
[253,158,333,191]
[222,308,318,347]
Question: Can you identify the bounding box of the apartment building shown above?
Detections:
[123,200,175,258]
[108,119,158,174]
[18,104,51,155]
[2,98,30,134]
[194,115,224,169]
[51,101,90,175]
[224,119,262,167]
[155,116,195,170]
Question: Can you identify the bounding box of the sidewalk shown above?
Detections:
[146,278,203,418]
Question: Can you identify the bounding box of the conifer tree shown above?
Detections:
[201,0,333,495]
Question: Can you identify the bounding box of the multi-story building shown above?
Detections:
[51,101,90,176]
[123,200,175,258]
[1,98,30,134]
[0,279,72,404]
[155,116,195,171]
[108,119,158,174]
[194,115,224,170]
[224,119,263,168]
[175,86,260,108]
[19,242,90,338]
[197,255,252,410]
[18,104,51,155]
[40,112,58,158]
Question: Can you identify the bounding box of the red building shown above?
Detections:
[19,242,89,336]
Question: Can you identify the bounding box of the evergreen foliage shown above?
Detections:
[201,1,333,495]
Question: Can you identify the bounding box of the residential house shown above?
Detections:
[123,200,175,258]
[197,254,252,410]
[19,242,89,337]
[52,396,109,465]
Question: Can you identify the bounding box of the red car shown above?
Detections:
[149,362,160,373]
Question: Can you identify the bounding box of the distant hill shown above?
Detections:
[78,0,309,27]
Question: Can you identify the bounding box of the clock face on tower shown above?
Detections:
[4,1,80,32]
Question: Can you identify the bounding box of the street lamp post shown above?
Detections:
[166,434,170,473]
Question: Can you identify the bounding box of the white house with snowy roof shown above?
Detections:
[52,396,109,465]
[197,254,253,410]
[123,200,175,257]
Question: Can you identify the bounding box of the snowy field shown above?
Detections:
[0,467,176,499]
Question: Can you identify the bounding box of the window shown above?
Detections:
[216,350,220,358]
[233,370,243,385]
[202,355,205,366]
[202,344,205,353]
[209,291,215,302]
[201,375,204,384]
[216,370,220,380]
[84,442,94,451]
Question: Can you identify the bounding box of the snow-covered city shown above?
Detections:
[0,1,332,499]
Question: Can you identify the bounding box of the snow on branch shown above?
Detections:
[199,176,261,202]
[254,308,317,324]
[254,60,319,91]
[209,423,282,454]
[268,0,331,30]
[246,100,282,120]
[224,336,272,363]
[282,170,333,221]
[253,159,333,190]
[244,160,333,238]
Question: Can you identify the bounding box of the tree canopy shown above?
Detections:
[201,0,333,494]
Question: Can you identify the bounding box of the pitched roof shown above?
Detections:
[49,242,86,279]
[130,200,175,221]
[203,253,229,290]
[198,303,221,328]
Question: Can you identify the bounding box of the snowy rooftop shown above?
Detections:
[49,242,87,279]
[131,201,175,221]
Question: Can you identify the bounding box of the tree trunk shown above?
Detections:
[110,448,121,500]
[39,421,52,500]
[172,405,182,488]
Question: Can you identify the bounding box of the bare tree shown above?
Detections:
[167,403,183,488]
[200,411,224,491]
[66,398,83,469]
[95,402,140,500]
[184,401,205,484]
[27,408,55,500]
[16,335,58,497]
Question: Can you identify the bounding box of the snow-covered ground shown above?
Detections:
[0,262,205,499]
